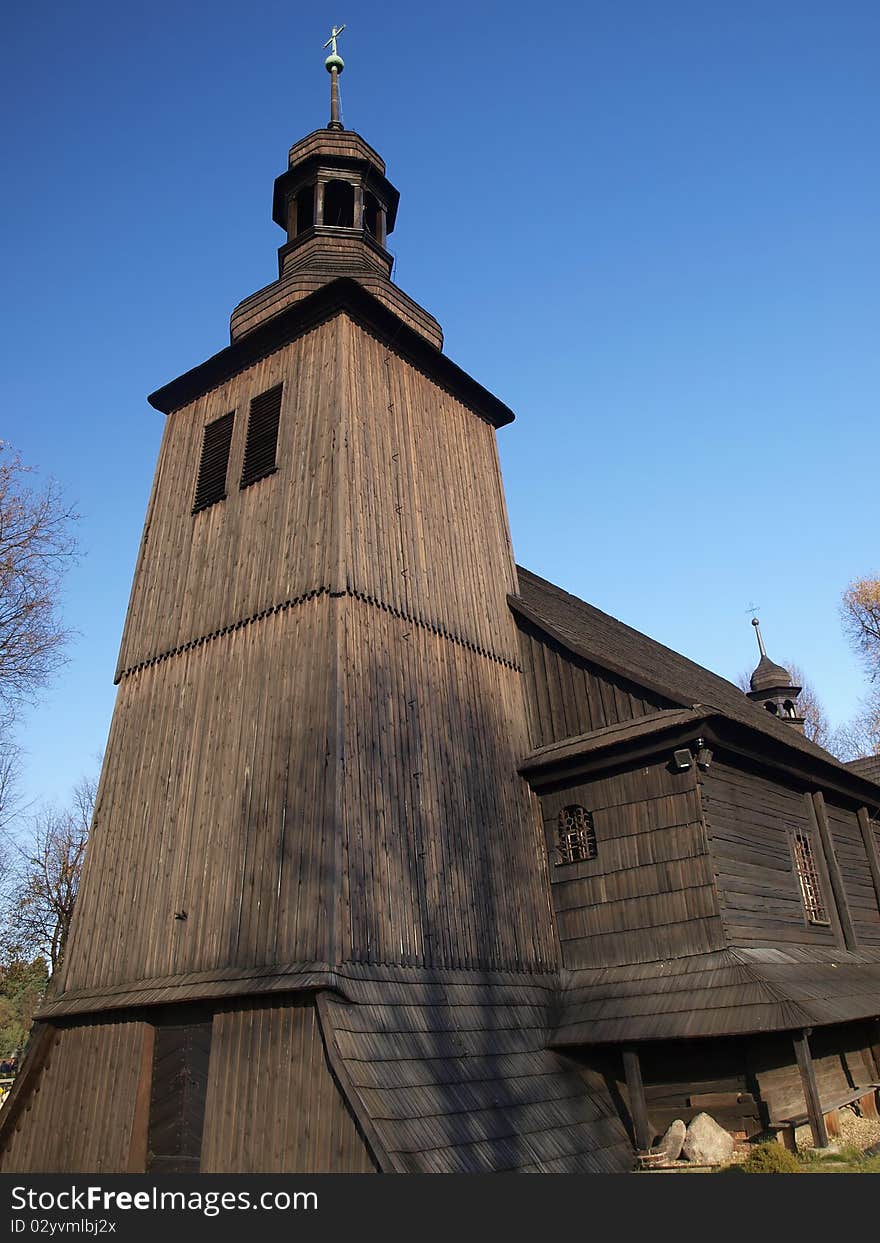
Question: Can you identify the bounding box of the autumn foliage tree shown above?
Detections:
[840,576,880,758]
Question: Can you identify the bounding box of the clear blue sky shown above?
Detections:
[2,1,878,811]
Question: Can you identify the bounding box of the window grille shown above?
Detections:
[240,384,282,488]
[791,831,830,925]
[557,805,597,865]
[192,411,234,513]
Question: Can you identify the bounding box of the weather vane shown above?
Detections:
[323,24,346,129]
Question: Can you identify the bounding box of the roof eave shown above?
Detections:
[148,277,515,428]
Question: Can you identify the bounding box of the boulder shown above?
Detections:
[655,1119,687,1163]
[682,1113,734,1165]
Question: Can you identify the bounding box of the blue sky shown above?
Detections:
[2,1,878,812]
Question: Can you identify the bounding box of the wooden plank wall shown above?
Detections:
[60,306,554,994]
[704,761,880,949]
[825,801,880,947]
[118,311,520,679]
[200,998,376,1172]
[59,596,336,994]
[339,315,520,664]
[753,1024,878,1122]
[703,762,840,947]
[538,763,725,969]
[516,618,672,749]
[338,595,557,972]
[117,326,340,676]
[0,1020,145,1172]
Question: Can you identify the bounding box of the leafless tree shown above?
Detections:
[736,661,833,751]
[831,689,880,761]
[4,774,95,974]
[0,442,78,712]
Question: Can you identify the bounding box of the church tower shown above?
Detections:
[0,36,569,1173]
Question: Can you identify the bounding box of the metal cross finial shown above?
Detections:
[323,24,346,57]
[323,24,346,128]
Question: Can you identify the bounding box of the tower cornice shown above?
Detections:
[148,277,514,428]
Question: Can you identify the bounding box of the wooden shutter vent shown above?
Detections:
[192,411,234,513]
[240,383,283,488]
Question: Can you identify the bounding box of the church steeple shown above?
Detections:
[746,617,805,731]
[229,28,442,349]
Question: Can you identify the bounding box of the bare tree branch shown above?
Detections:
[0,442,79,712]
[3,776,94,975]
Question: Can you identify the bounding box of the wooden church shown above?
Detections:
[2,42,879,1174]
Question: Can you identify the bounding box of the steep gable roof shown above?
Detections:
[513,566,880,798]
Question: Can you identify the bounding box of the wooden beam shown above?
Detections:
[622,1046,652,1151]
[793,1028,829,1149]
[857,807,880,916]
[126,1022,156,1173]
[810,792,857,951]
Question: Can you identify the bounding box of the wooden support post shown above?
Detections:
[793,1028,829,1149]
[622,1046,652,1151]
[856,807,880,915]
[808,792,857,951]
[127,1022,156,1173]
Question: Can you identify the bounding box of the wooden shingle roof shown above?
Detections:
[513,567,880,799]
[553,947,880,1045]
[317,978,633,1173]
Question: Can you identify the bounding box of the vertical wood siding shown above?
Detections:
[538,763,723,969]
[516,617,673,749]
[338,596,557,971]
[59,597,337,994]
[200,999,375,1172]
[0,1021,145,1172]
[58,307,551,995]
[117,324,342,675]
[338,317,519,664]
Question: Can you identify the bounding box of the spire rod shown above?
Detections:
[323,24,346,130]
[751,615,767,658]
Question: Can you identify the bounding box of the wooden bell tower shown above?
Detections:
[0,38,559,1172]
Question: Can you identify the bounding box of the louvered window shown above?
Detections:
[791,831,830,925]
[192,412,234,513]
[557,805,598,865]
[240,384,282,488]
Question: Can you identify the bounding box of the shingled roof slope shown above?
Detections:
[848,755,880,783]
[552,947,880,1045]
[514,566,878,787]
[318,978,633,1173]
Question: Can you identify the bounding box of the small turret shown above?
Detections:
[746,617,805,731]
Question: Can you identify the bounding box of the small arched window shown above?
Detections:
[323,179,354,227]
[557,805,597,865]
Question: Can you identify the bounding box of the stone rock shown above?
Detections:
[655,1119,687,1163]
[682,1113,734,1165]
